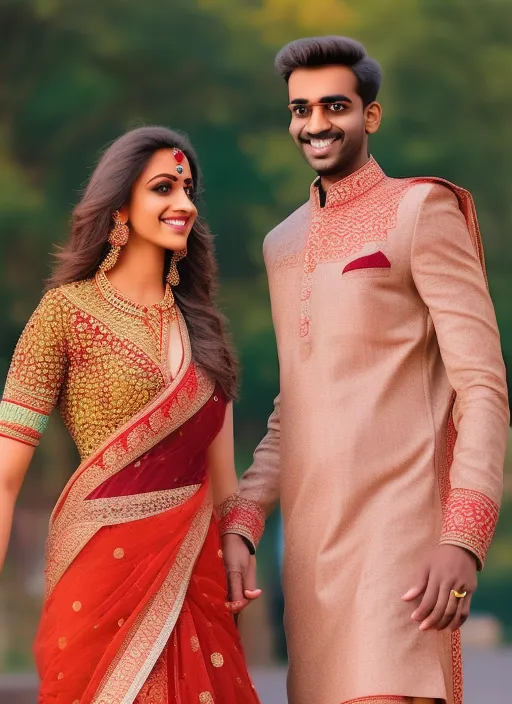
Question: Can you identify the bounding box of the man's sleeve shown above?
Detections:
[411,183,510,569]
[220,394,281,552]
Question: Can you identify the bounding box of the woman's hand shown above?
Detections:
[222,533,262,614]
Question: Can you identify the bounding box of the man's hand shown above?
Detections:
[402,544,478,632]
[221,533,262,614]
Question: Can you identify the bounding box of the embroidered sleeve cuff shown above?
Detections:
[218,492,266,553]
[439,487,499,570]
[0,399,49,447]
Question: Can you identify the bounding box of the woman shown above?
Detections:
[0,126,264,703]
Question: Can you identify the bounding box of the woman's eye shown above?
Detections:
[185,187,195,200]
[329,102,345,112]
[154,183,171,194]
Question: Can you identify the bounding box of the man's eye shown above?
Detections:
[292,105,311,117]
[328,103,345,112]
[154,183,171,194]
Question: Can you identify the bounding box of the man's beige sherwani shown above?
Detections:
[231,158,509,704]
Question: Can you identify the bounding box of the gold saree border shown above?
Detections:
[135,649,169,702]
[90,493,213,704]
[45,485,201,596]
[66,484,201,526]
[45,311,216,596]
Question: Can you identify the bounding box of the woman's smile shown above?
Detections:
[160,216,190,233]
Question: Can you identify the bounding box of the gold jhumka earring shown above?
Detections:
[166,249,187,287]
[100,211,130,272]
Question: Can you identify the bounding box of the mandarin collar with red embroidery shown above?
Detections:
[310,156,386,210]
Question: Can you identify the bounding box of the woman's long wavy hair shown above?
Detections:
[48,126,237,399]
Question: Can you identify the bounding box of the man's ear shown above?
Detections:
[365,101,382,135]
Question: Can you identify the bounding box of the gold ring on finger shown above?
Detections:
[451,589,467,599]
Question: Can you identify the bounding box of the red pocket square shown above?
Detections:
[342,251,391,274]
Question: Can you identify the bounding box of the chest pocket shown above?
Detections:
[341,250,391,279]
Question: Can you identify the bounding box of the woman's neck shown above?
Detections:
[106,239,167,306]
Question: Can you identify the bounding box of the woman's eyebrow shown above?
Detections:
[146,173,178,185]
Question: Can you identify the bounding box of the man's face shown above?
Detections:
[287,65,380,182]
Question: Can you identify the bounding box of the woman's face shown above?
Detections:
[120,148,198,253]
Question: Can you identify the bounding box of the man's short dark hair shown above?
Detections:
[275,36,382,106]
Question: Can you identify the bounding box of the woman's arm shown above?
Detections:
[207,402,261,611]
[0,436,35,572]
[207,402,239,508]
[0,290,68,573]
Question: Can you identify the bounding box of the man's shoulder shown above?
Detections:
[263,201,310,252]
[393,175,468,212]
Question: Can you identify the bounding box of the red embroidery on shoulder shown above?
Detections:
[299,159,413,336]
[342,251,391,274]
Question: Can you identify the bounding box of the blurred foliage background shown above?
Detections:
[0,0,511,670]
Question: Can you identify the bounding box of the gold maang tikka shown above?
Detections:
[100,210,130,272]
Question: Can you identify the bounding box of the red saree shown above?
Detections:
[34,359,260,704]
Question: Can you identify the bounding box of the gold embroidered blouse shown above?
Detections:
[0,272,178,459]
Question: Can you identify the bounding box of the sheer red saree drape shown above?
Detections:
[34,363,260,704]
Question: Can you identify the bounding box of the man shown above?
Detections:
[220,36,509,704]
